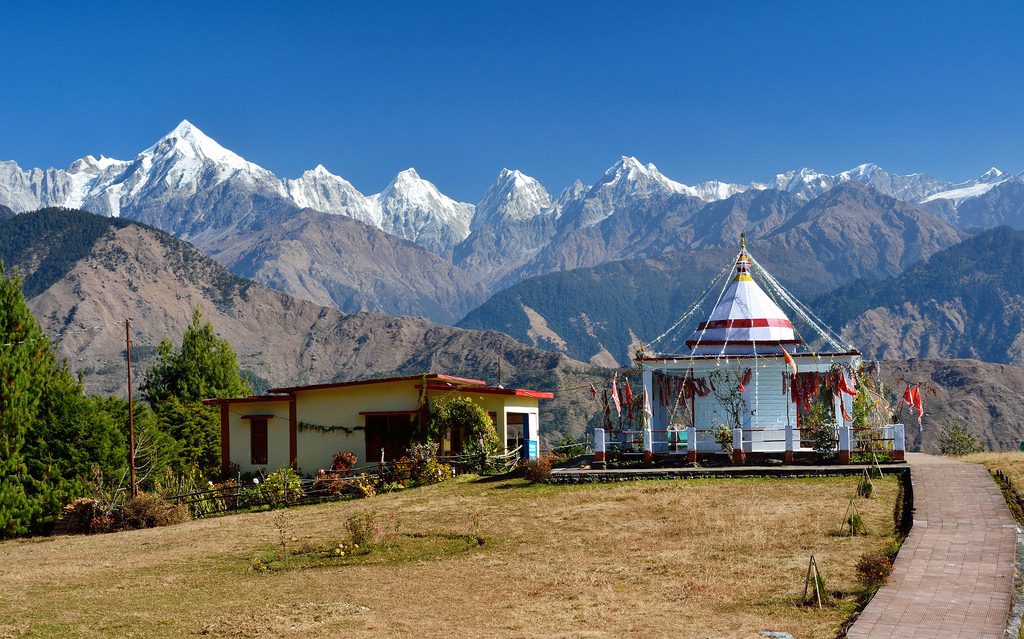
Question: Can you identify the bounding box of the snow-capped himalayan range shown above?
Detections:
[2,120,1020,256]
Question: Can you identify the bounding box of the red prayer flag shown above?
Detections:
[901,385,914,408]
[781,346,797,376]
[910,385,923,418]
[611,373,621,417]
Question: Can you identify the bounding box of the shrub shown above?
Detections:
[711,424,734,454]
[430,396,499,459]
[857,475,874,498]
[938,421,984,456]
[330,450,358,475]
[420,459,455,485]
[120,493,190,529]
[406,442,438,482]
[261,466,304,505]
[549,435,587,460]
[522,457,552,483]
[345,511,384,546]
[312,470,347,497]
[856,551,893,588]
[378,457,413,488]
[351,474,376,499]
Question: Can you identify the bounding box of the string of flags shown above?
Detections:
[0,320,123,350]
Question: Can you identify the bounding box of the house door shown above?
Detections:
[365,414,415,463]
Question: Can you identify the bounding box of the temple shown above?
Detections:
[594,236,905,465]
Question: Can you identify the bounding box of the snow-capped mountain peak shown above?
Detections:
[284,164,380,227]
[372,168,474,254]
[67,154,128,175]
[142,119,259,174]
[472,168,552,229]
[600,156,689,196]
[980,167,1004,181]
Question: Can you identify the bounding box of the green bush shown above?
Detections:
[420,459,455,485]
[938,422,985,456]
[429,396,499,460]
[345,511,384,546]
[261,467,303,505]
[712,424,734,454]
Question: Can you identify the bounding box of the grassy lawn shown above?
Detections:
[1,475,900,639]
[962,451,1024,488]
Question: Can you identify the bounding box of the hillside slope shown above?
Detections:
[204,208,486,323]
[818,227,1024,364]
[0,210,605,441]
[879,358,1024,453]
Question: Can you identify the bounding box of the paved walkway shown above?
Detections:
[848,453,1017,639]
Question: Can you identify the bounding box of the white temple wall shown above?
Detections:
[644,354,860,454]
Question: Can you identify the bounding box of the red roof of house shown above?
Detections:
[204,373,555,404]
[202,394,294,406]
[423,383,555,400]
[267,373,486,394]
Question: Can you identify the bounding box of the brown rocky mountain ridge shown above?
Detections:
[4,209,1021,450]
[4,210,606,442]
[878,359,1024,453]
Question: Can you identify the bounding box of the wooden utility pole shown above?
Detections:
[126,318,137,498]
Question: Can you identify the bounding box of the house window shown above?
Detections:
[250,418,268,465]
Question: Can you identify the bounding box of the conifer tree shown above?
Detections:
[0,265,59,537]
[142,308,250,478]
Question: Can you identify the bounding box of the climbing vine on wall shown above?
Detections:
[297,421,365,435]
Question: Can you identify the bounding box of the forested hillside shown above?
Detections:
[818,227,1024,364]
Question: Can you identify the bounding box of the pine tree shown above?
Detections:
[142,308,250,478]
[0,265,60,537]
[142,308,250,404]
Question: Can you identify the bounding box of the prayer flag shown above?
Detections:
[611,373,621,416]
[781,346,797,377]
[624,379,634,421]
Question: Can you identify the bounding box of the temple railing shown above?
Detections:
[593,423,905,466]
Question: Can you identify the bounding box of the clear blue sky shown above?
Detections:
[1,0,1021,201]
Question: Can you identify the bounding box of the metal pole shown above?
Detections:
[126,318,137,498]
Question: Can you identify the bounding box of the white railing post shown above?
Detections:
[838,425,851,464]
[594,428,606,466]
[643,427,653,453]
[687,426,697,463]
[894,424,905,461]
[732,427,745,465]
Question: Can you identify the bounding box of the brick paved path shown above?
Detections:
[847,453,1017,639]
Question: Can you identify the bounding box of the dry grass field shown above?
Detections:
[0,475,900,639]
[962,451,1024,486]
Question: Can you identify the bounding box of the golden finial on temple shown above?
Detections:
[740,232,746,252]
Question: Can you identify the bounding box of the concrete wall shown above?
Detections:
[226,399,291,475]
[646,354,859,453]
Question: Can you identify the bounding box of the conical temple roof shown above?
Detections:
[687,238,801,355]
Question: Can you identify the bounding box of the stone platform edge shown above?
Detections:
[548,462,909,484]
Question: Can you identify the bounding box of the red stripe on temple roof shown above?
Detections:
[696,318,793,330]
